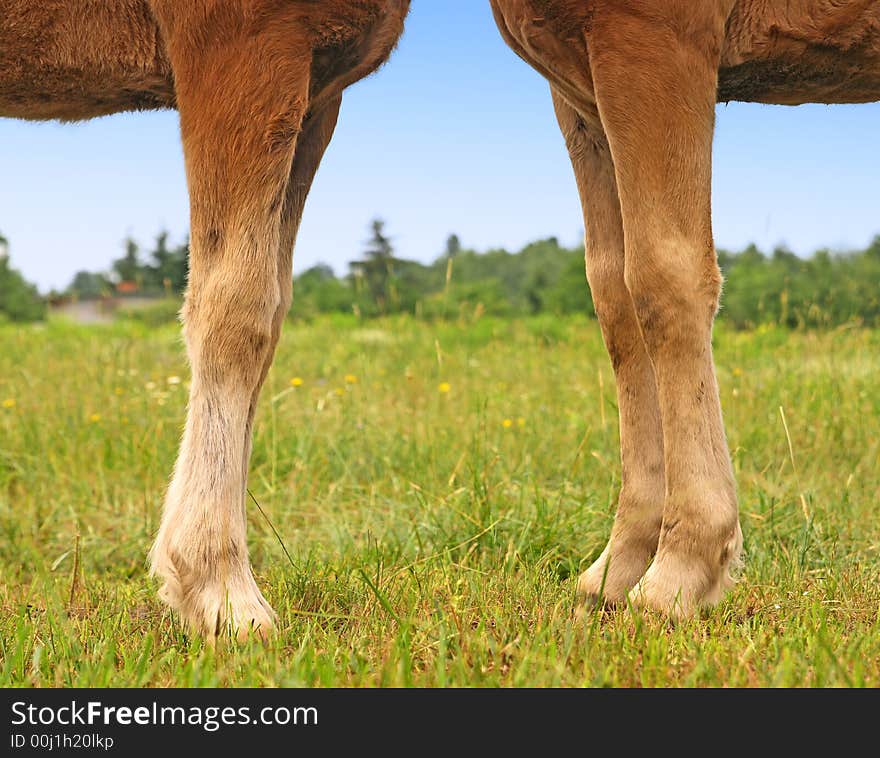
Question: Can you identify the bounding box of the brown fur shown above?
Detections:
[490,0,879,617]
[2,1,877,636]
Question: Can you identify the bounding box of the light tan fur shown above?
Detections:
[490,0,879,618]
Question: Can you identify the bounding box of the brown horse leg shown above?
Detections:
[148,20,315,640]
[587,7,742,618]
[553,90,665,605]
[241,98,343,504]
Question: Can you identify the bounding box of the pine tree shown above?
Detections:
[350,218,398,313]
[113,238,142,285]
[445,234,461,259]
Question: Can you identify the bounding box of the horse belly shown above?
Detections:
[0,0,174,121]
[719,0,880,104]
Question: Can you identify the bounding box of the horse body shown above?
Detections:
[721,0,880,104]
[491,1,880,113]
[0,1,173,120]
[1,0,876,636]
[0,1,407,121]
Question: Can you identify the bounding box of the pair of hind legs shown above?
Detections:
[549,9,742,617]
[147,27,343,639]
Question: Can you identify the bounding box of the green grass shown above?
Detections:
[1,314,878,687]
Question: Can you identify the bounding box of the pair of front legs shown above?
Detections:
[553,14,743,617]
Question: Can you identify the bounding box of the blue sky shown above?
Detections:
[2,1,878,292]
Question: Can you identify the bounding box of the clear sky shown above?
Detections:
[2,1,878,292]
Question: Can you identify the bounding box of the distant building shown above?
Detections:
[116,280,139,294]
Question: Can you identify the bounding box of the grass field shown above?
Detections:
[1,314,878,687]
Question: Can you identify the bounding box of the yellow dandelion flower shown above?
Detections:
[334,387,345,397]
[344,374,358,384]
[114,387,124,396]
[517,417,526,428]
[89,413,101,423]
[438,382,451,394]
[290,377,304,387]
[502,418,513,429]
[2,398,15,409]
[732,367,743,377]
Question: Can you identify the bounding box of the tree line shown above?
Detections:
[292,220,880,330]
[65,231,189,300]
[1,221,879,329]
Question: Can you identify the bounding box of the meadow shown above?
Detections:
[1,314,878,687]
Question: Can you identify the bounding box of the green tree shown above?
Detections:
[145,232,189,293]
[113,238,142,285]
[350,218,399,313]
[292,264,355,317]
[445,234,462,259]
[0,235,46,322]
[69,270,111,299]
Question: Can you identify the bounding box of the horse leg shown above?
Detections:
[149,16,317,640]
[553,90,665,604]
[242,98,342,492]
[586,6,743,617]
